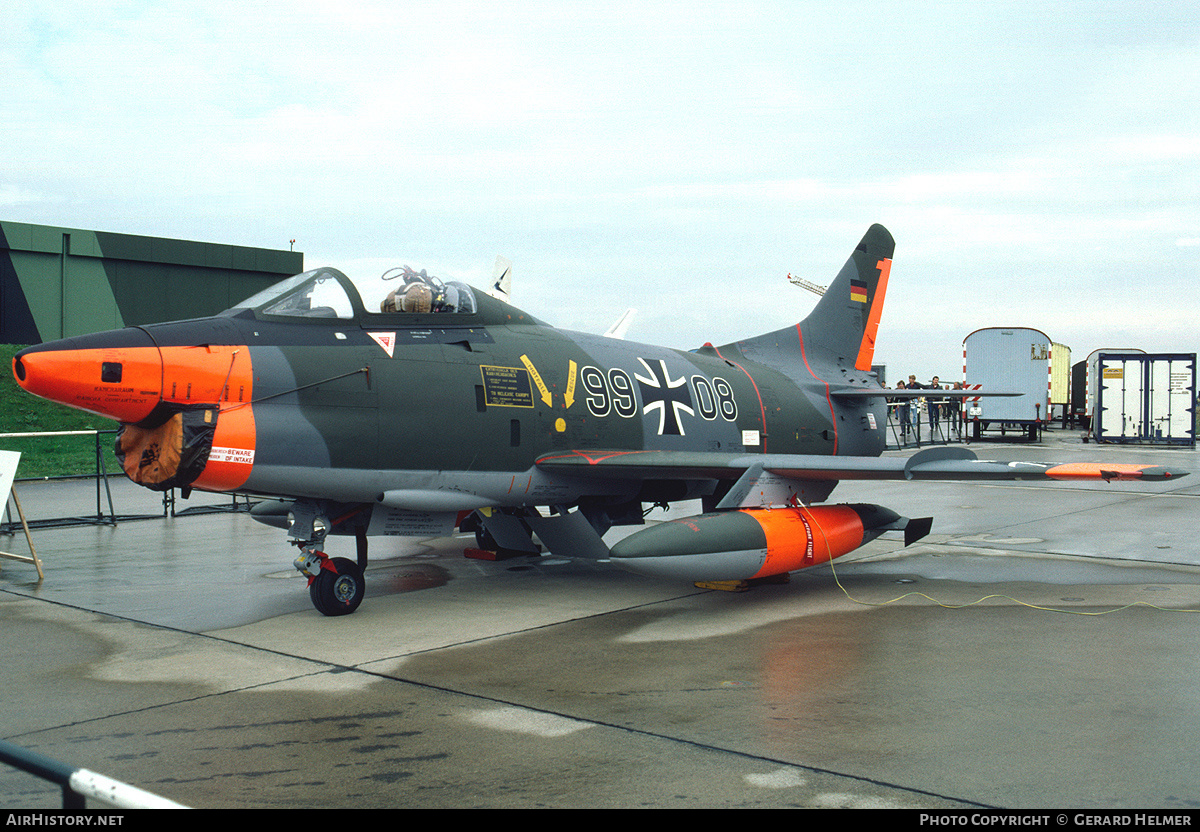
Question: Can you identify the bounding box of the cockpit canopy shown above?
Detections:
[233,266,478,320]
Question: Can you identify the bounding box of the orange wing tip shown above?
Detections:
[1046,463,1188,482]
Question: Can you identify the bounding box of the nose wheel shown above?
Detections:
[297,551,365,616]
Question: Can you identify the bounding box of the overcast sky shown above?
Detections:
[4,0,1198,382]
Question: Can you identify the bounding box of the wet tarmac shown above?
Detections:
[1,428,1199,809]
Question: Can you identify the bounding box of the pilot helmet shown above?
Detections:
[400,282,433,313]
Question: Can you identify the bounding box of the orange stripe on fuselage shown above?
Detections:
[711,345,769,453]
[794,323,838,455]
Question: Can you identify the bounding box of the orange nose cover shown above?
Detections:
[747,506,866,578]
[13,342,256,493]
[14,346,164,423]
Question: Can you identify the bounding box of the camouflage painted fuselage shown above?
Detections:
[141,284,883,508]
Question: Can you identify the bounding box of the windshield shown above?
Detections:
[234,266,478,320]
[235,268,354,319]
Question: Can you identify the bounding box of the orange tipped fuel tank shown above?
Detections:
[608,504,904,582]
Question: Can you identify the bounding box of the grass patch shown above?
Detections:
[1,345,119,479]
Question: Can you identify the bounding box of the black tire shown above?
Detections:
[309,557,365,616]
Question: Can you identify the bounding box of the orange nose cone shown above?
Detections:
[14,331,164,424]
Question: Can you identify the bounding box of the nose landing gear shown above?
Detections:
[288,500,371,616]
[295,550,365,616]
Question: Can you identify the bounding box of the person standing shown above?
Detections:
[928,376,944,436]
[947,381,964,437]
[906,375,924,442]
[894,380,912,443]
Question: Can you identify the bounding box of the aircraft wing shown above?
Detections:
[536,446,1187,484]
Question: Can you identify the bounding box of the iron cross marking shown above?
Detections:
[635,358,695,436]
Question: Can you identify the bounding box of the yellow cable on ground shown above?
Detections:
[819,526,1200,617]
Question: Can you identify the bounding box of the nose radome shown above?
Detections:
[13,329,164,424]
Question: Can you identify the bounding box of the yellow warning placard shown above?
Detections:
[520,354,553,406]
[564,359,577,409]
[480,365,535,408]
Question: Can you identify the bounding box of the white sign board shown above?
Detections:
[0,450,19,507]
[0,448,42,580]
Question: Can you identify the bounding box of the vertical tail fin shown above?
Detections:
[716,225,894,376]
[798,224,894,370]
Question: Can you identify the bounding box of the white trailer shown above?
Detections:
[962,327,1054,440]
[1092,353,1196,446]
[1050,341,1071,421]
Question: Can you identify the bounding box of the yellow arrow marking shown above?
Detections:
[564,360,577,409]
[520,354,553,406]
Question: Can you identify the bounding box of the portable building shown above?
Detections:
[1071,359,1089,427]
[962,327,1054,439]
[1049,341,1071,420]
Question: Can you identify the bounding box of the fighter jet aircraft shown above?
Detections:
[11,225,1186,615]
